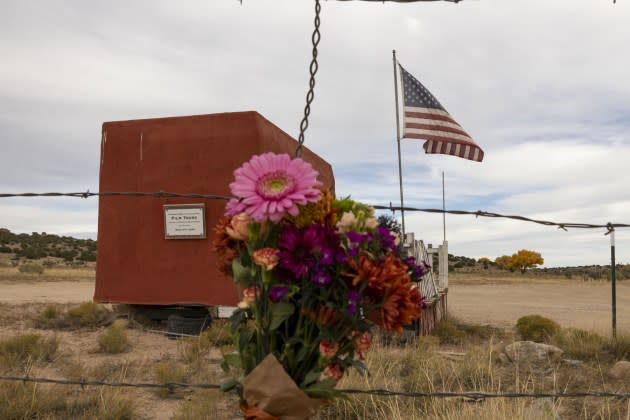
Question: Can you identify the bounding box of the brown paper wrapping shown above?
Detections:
[242,354,325,420]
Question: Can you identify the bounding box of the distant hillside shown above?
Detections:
[2,228,627,280]
[0,228,96,264]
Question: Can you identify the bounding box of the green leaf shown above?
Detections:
[347,358,368,375]
[269,302,295,330]
[222,352,242,370]
[232,259,254,284]
[219,378,240,393]
[304,379,344,399]
[300,369,322,387]
[296,346,309,362]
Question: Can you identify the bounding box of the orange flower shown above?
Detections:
[213,216,239,276]
[252,247,279,271]
[319,340,339,358]
[290,188,337,228]
[226,212,252,241]
[355,333,370,360]
[302,306,344,328]
[322,363,344,381]
[345,254,422,333]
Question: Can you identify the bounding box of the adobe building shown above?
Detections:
[95,111,334,308]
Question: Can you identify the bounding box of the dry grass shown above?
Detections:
[2,267,630,419]
[449,271,572,285]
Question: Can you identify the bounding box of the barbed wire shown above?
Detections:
[0,191,232,200]
[1,190,629,233]
[1,375,629,399]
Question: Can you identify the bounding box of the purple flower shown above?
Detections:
[405,256,431,280]
[377,226,397,251]
[346,231,369,244]
[312,270,332,286]
[269,285,290,302]
[278,225,311,279]
[320,248,335,266]
[278,224,343,279]
[347,290,361,315]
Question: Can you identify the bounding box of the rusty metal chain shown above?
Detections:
[295,0,322,158]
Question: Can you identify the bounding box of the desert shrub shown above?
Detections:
[0,333,58,371]
[98,320,130,354]
[515,314,560,342]
[154,360,188,398]
[551,328,605,359]
[202,319,233,347]
[603,334,630,361]
[432,320,466,345]
[17,263,44,274]
[0,245,12,253]
[67,301,110,328]
[33,304,66,329]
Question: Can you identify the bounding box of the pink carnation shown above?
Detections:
[319,340,339,358]
[252,247,280,271]
[225,153,322,223]
[322,363,344,382]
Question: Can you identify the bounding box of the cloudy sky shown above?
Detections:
[1,0,628,267]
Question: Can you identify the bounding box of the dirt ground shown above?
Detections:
[448,277,630,334]
[1,273,628,334]
[1,270,629,418]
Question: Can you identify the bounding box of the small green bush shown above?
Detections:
[0,333,59,371]
[17,263,44,274]
[154,360,188,398]
[432,320,466,345]
[67,301,109,328]
[516,314,560,342]
[98,320,130,354]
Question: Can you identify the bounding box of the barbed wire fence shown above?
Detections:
[1,190,629,232]
[1,375,630,400]
[1,189,628,402]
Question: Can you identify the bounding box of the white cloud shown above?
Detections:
[1,0,629,266]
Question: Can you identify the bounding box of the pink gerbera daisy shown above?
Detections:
[225,152,322,223]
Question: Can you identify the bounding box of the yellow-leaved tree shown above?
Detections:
[494,255,513,271]
[510,249,544,273]
[478,257,491,269]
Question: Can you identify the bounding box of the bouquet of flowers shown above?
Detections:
[214,152,429,419]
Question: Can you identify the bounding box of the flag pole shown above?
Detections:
[393,50,406,239]
[442,171,446,242]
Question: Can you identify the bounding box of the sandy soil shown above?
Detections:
[1,276,628,334]
[1,273,628,418]
[449,279,630,334]
[0,280,95,303]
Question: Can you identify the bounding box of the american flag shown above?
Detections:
[400,64,484,162]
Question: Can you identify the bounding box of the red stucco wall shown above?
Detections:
[95,111,334,306]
